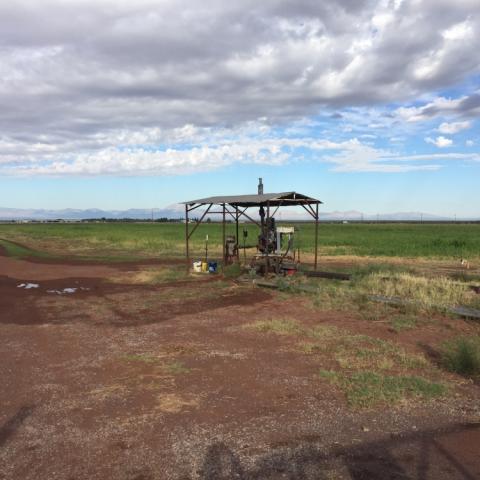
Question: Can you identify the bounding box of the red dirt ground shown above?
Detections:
[1,251,479,479]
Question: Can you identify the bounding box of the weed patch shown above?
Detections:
[391,315,418,332]
[312,282,360,311]
[441,336,480,377]
[332,335,428,372]
[248,318,303,335]
[223,263,242,278]
[164,360,191,375]
[319,370,446,407]
[122,353,159,364]
[351,263,415,282]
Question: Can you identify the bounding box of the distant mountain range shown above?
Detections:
[0,206,475,221]
[0,206,183,221]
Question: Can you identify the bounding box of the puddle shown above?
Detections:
[46,287,90,295]
[17,283,39,289]
[15,282,90,295]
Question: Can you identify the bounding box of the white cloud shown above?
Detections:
[442,20,474,41]
[0,1,479,177]
[425,136,453,148]
[438,121,471,134]
[466,139,474,146]
[4,129,479,176]
[324,144,480,173]
[4,134,350,176]
[322,141,440,173]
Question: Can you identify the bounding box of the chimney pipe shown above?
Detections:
[258,178,264,195]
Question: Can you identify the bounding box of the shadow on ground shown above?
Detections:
[194,423,480,480]
[0,406,34,448]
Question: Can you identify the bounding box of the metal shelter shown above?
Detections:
[183,183,323,270]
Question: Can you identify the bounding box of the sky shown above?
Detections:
[0,0,479,216]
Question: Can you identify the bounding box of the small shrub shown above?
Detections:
[441,336,480,377]
[223,263,241,278]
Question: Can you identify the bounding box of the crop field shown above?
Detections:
[1,222,480,479]
[1,221,480,261]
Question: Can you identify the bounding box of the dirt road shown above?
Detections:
[1,252,479,479]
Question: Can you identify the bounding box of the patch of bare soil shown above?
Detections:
[0,255,479,479]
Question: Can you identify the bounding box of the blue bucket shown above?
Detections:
[208,261,217,273]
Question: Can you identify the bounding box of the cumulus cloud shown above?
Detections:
[438,121,471,134]
[3,127,479,176]
[0,0,479,176]
[425,136,453,147]
[3,135,347,176]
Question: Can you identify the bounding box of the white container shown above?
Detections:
[193,261,202,273]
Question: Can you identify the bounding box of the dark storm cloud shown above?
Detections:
[0,0,479,174]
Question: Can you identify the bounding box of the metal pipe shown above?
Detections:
[314,203,319,271]
[187,203,212,239]
[265,201,270,275]
[186,203,204,213]
[185,204,189,270]
[300,203,317,219]
[237,207,261,228]
[224,208,237,222]
[222,203,226,266]
[235,206,240,263]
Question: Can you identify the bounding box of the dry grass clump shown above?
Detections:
[156,393,199,413]
[360,272,479,312]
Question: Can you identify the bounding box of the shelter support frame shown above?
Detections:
[184,199,320,271]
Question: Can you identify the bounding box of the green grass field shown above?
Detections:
[0,222,479,261]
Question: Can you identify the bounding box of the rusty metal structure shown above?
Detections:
[183,179,322,272]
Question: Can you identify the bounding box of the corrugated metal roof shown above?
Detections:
[183,192,322,207]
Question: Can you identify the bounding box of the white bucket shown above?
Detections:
[193,261,202,273]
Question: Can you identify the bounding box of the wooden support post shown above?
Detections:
[185,204,190,270]
[314,203,319,271]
